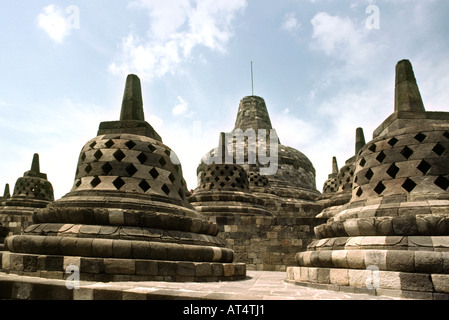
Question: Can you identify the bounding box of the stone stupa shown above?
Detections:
[191,95,327,270]
[287,59,449,299]
[0,154,54,236]
[1,74,245,282]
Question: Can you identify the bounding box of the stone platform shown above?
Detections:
[0,270,399,300]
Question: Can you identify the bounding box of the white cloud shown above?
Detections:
[37,5,72,43]
[172,96,189,116]
[282,12,301,33]
[110,0,247,79]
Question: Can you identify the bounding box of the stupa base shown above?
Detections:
[286,266,449,299]
[0,251,246,282]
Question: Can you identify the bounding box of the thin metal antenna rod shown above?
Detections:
[251,61,254,96]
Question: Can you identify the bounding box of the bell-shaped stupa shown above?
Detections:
[1,75,245,282]
[0,154,54,235]
[287,60,449,299]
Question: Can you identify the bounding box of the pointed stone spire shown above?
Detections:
[355,127,366,155]
[394,59,425,112]
[234,96,273,132]
[98,74,162,141]
[332,157,339,175]
[3,184,10,199]
[24,153,47,179]
[120,74,145,121]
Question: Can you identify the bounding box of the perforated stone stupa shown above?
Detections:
[0,154,54,236]
[317,127,367,216]
[191,95,327,270]
[1,74,245,282]
[286,60,449,299]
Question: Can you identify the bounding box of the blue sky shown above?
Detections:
[1,0,449,200]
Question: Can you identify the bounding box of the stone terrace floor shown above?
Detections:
[0,270,401,300]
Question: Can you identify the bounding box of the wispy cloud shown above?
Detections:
[282,12,301,33]
[37,5,74,43]
[109,0,247,80]
[172,96,189,116]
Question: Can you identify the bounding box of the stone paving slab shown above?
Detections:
[0,271,401,300]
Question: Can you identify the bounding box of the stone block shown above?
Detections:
[80,257,104,274]
[364,250,387,270]
[135,260,158,276]
[104,258,135,275]
[330,269,349,286]
[386,250,415,272]
[223,264,235,277]
[415,251,442,273]
[317,268,330,284]
[348,269,368,288]
[195,263,212,277]
[92,239,113,257]
[432,274,449,293]
[331,250,349,268]
[399,273,433,292]
[346,250,365,269]
[112,240,132,258]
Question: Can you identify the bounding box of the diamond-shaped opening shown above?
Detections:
[101,162,113,175]
[168,173,176,183]
[376,151,386,163]
[402,178,417,193]
[75,180,82,188]
[374,182,386,195]
[219,170,225,175]
[354,176,358,184]
[368,144,377,152]
[178,189,185,200]
[161,184,170,195]
[159,157,167,167]
[414,133,427,143]
[80,153,86,162]
[219,182,226,188]
[174,165,180,173]
[164,149,171,156]
[89,141,97,149]
[359,158,366,167]
[386,163,400,179]
[113,150,126,162]
[148,144,156,153]
[417,160,431,175]
[139,180,151,192]
[214,176,220,182]
[434,176,449,191]
[94,150,103,161]
[401,146,414,160]
[224,177,231,182]
[365,169,374,181]
[126,164,138,177]
[388,137,399,147]
[125,140,137,149]
[149,168,159,179]
[90,176,101,188]
[113,177,125,190]
[356,187,363,197]
[137,152,148,164]
[105,139,114,148]
[85,164,93,174]
[433,143,446,156]
[231,183,236,188]
[444,131,449,140]
[205,177,210,182]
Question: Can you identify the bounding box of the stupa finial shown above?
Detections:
[394,59,425,112]
[120,74,145,121]
[332,157,339,174]
[355,127,366,155]
[3,184,10,198]
[30,153,40,174]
